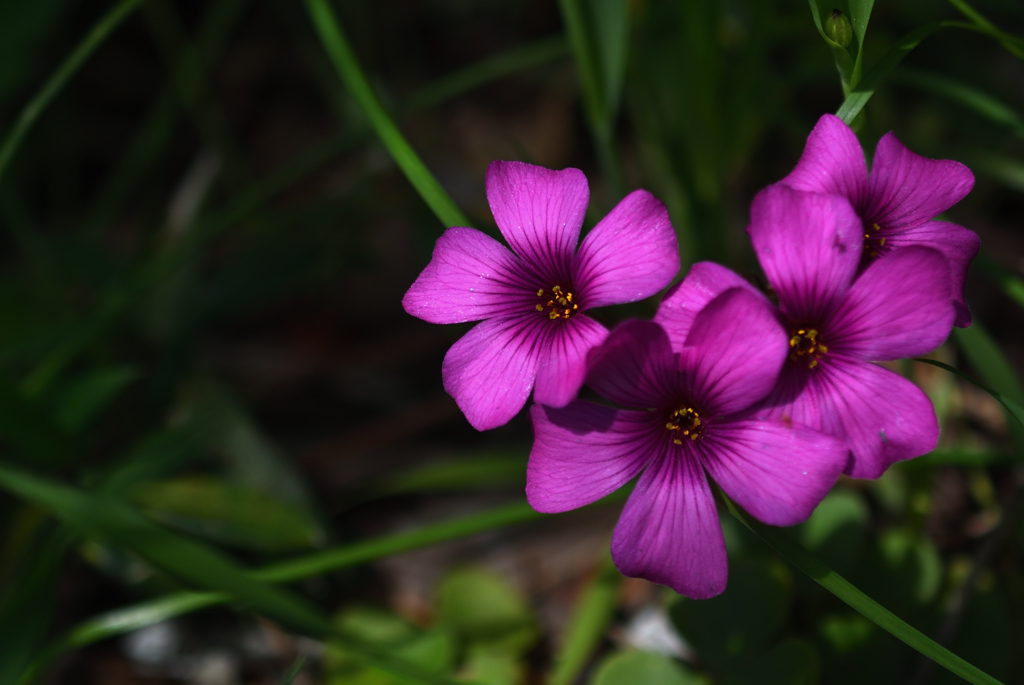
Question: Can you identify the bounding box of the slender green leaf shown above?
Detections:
[590,0,629,120]
[890,68,1024,138]
[947,0,1024,58]
[549,556,621,685]
[836,19,1022,123]
[302,0,468,228]
[407,36,569,112]
[0,0,147,183]
[54,366,138,433]
[976,254,1024,309]
[719,491,1005,685]
[914,358,1024,432]
[0,462,333,637]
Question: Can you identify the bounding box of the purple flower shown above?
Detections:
[781,114,978,327]
[403,161,679,430]
[657,186,954,480]
[527,288,847,598]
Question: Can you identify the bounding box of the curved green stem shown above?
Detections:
[720,492,1004,685]
[302,0,469,228]
[0,0,148,184]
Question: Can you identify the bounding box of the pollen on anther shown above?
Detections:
[536,304,544,311]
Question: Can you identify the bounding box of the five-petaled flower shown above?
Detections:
[781,113,978,326]
[656,186,954,480]
[527,288,847,598]
[403,161,679,430]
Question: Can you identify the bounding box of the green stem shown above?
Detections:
[0,0,148,184]
[720,493,1004,685]
[302,0,469,228]
[548,554,621,685]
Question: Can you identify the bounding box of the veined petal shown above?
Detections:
[747,185,862,322]
[442,315,542,430]
[781,114,868,205]
[827,247,954,360]
[527,403,657,512]
[586,320,679,409]
[533,315,609,408]
[865,132,975,229]
[680,288,788,416]
[758,357,939,479]
[875,220,979,328]
[573,190,679,309]
[611,451,727,598]
[655,262,760,354]
[486,161,588,280]
[700,419,846,526]
[403,227,535,324]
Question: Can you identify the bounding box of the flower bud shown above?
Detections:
[824,9,853,48]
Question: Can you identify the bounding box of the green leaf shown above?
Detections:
[436,568,537,653]
[53,366,138,433]
[325,607,455,685]
[0,377,75,466]
[0,462,332,637]
[131,477,319,552]
[800,489,869,575]
[302,0,468,229]
[721,638,819,685]
[669,558,791,669]
[549,556,621,685]
[719,491,1006,685]
[946,0,1024,58]
[0,0,148,183]
[890,69,1024,138]
[589,0,629,120]
[0,527,71,684]
[590,650,707,685]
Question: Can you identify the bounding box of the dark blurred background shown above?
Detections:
[1,0,1023,683]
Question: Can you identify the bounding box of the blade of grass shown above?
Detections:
[407,35,569,111]
[0,463,468,685]
[889,68,1024,138]
[947,0,1024,58]
[836,19,1023,124]
[302,0,468,228]
[952,322,1024,452]
[557,0,624,198]
[0,0,147,184]
[719,490,1004,685]
[914,358,1024,432]
[27,493,626,673]
[548,554,621,685]
[976,253,1024,309]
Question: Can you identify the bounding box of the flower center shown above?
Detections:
[863,222,887,258]
[789,328,828,369]
[535,285,579,320]
[666,405,703,444]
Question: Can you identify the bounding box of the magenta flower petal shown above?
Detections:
[533,315,609,407]
[865,132,975,230]
[403,227,534,324]
[586,320,679,409]
[878,221,979,327]
[485,161,588,279]
[781,113,867,205]
[747,185,862,322]
[681,288,788,416]
[573,190,679,308]
[611,452,727,598]
[827,247,954,361]
[701,419,846,526]
[655,262,758,354]
[527,403,656,513]
[442,315,542,430]
[760,357,939,479]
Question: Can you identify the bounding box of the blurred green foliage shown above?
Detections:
[0,0,1020,683]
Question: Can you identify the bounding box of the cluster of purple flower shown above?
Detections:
[402,114,979,598]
